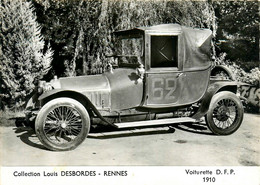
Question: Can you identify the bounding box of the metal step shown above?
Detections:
[88,127,171,138]
[114,117,196,129]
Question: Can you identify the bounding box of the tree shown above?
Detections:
[86,0,216,73]
[0,0,53,109]
[32,0,103,76]
[32,0,217,76]
[213,1,259,68]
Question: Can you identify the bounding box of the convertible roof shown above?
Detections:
[115,24,211,36]
[115,24,213,70]
[137,24,182,33]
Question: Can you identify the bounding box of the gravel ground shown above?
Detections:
[0,113,259,166]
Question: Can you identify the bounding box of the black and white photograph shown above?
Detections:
[0,0,259,184]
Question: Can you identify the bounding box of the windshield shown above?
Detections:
[114,36,143,66]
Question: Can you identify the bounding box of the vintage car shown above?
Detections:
[25,24,244,151]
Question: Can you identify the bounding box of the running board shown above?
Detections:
[114,117,196,129]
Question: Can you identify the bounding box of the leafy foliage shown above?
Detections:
[32,0,216,76]
[0,0,218,109]
[214,52,259,113]
[213,1,259,63]
[214,52,259,87]
[0,0,53,110]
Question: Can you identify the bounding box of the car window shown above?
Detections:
[114,37,143,57]
[151,36,178,68]
[114,36,143,67]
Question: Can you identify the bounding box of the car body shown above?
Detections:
[25,24,244,151]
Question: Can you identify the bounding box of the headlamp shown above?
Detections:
[38,80,53,93]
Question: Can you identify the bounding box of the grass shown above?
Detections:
[0,110,25,127]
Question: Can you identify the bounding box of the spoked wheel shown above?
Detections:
[205,91,244,135]
[35,98,90,151]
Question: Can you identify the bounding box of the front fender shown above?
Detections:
[192,81,238,120]
[38,89,115,127]
[38,89,66,101]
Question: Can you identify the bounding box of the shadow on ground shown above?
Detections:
[88,126,176,139]
[88,121,214,139]
[13,117,214,150]
[13,127,48,150]
[171,122,214,136]
[12,117,48,151]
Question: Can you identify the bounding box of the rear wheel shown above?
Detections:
[35,98,90,151]
[205,91,243,135]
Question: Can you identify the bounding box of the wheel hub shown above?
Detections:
[60,122,67,129]
[216,106,230,121]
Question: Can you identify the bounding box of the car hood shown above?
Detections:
[58,75,110,93]
[45,68,143,111]
[43,74,111,110]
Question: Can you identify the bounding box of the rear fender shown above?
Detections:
[192,81,238,120]
[38,90,114,126]
[211,65,235,81]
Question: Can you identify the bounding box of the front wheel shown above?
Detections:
[35,98,90,151]
[205,91,244,135]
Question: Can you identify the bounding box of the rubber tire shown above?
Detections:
[35,97,90,151]
[205,91,244,135]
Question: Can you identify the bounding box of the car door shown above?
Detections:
[143,32,211,108]
[143,34,186,107]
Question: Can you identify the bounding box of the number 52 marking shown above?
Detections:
[151,77,177,100]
